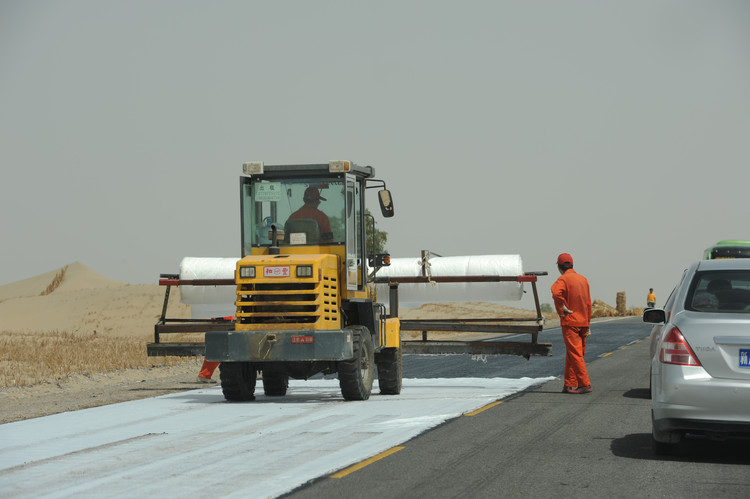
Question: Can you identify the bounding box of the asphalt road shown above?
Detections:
[284,317,750,498]
[401,316,649,379]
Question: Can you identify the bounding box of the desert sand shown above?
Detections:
[0,262,191,337]
[0,262,553,424]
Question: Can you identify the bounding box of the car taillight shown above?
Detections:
[660,327,702,366]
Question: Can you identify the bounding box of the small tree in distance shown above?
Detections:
[366,209,388,255]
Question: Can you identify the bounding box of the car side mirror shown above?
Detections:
[378,189,394,218]
[643,308,666,324]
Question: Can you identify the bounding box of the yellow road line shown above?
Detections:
[330,446,405,478]
[465,400,503,416]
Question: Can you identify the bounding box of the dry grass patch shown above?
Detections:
[40,265,67,296]
[592,299,644,318]
[0,331,197,388]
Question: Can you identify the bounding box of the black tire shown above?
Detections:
[376,347,402,395]
[338,326,375,401]
[219,361,257,401]
[651,411,679,456]
[262,370,289,396]
[652,434,678,456]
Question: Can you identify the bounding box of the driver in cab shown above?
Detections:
[288,187,334,243]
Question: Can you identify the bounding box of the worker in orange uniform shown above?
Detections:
[551,253,593,394]
[288,187,334,242]
[197,360,220,383]
[647,288,656,308]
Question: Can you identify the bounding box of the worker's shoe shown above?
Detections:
[561,386,582,394]
[579,385,592,394]
[196,376,217,384]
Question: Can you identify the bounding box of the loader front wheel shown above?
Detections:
[219,361,257,401]
[262,370,289,396]
[338,326,374,401]
[376,347,402,395]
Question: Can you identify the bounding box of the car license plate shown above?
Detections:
[740,349,750,368]
[264,266,290,277]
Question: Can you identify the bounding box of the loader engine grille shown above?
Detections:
[236,274,339,328]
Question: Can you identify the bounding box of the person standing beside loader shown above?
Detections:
[551,253,593,394]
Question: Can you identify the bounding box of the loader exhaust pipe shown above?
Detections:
[270,224,281,255]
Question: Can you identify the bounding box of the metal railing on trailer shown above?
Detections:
[373,271,551,359]
[147,274,234,357]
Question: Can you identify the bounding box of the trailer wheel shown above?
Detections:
[262,370,289,396]
[219,361,257,401]
[338,326,374,400]
[376,347,402,395]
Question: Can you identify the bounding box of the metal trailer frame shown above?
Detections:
[147,274,234,357]
[376,273,550,359]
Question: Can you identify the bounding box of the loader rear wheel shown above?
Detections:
[338,326,374,401]
[219,361,257,401]
[262,370,289,396]
[376,347,402,395]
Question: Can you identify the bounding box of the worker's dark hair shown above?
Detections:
[558,263,573,272]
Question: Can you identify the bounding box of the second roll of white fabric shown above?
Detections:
[179,257,238,319]
[374,254,524,308]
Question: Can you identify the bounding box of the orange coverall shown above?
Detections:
[551,269,592,388]
[198,316,233,380]
[199,360,220,379]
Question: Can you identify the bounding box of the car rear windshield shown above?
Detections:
[687,270,750,313]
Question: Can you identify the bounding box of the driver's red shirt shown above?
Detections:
[288,203,332,240]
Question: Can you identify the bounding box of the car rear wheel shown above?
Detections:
[652,435,678,456]
[651,411,680,455]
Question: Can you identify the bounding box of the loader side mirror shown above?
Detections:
[378,189,394,217]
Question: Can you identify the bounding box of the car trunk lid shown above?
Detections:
[677,312,750,380]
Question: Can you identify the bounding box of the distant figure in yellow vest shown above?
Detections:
[647,288,656,308]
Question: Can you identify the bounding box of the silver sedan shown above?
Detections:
[644,258,750,454]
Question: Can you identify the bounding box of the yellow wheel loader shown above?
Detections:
[211,161,398,401]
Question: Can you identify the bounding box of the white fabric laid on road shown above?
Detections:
[0,376,553,498]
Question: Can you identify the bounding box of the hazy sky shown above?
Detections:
[2,1,749,308]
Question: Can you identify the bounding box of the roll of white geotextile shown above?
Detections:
[179,257,238,319]
[374,254,524,308]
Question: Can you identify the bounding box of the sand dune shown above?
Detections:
[0,263,189,339]
[0,262,123,300]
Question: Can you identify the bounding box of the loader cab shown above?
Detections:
[239,161,393,293]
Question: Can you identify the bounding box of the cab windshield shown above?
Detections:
[242,177,345,251]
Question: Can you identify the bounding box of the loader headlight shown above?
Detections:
[239,266,256,278]
[296,265,313,278]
